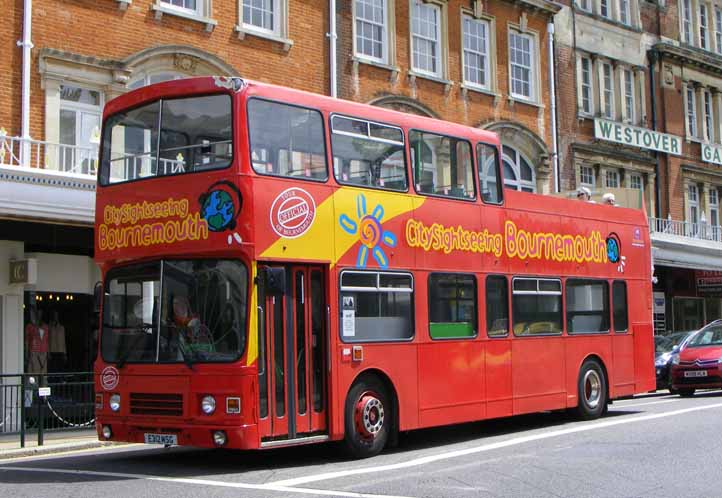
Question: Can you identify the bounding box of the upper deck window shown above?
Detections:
[409,130,475,200]
[248,99,328,181]
[100,94,232,185]
[331,115,407,191]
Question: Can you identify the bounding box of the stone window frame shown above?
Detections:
[507,23,541,106]
[460,8,496,94]
[408,0,449,81]
[151,0,217,32]
[235,0,293,50]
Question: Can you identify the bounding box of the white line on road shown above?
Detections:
[0,466,413,498]
[269,401,722,487]
[611,398,680,408]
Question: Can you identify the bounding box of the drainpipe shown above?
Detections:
[648,49,661,218]
[547,22,560,193]
[17,0,33,167]
[329,0,337,98]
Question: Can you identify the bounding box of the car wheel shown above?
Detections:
[575,359,607,420]
[668,387,679,395]
[678,388,695,397]
[343,377,391,459]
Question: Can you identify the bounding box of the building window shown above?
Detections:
[566,279,610,334]
[162,0,202,15]
[502,145,535,192]
[623,69,635,123]
[339,271,414,342]
[578,0,592,12]
[701,3,710,49]
[683,0,693,44]
[605,169,620,188]
[602,62,614,119]
[580,56,593,115]
[354,0,388,63]
[600,0,610,18]
[59,84,102,175]
[619,0,631,25]
[486,275,509,337]
[411,1,442,77]
[704,88,714,142]
[714,7,722,54]
[629,173,642,191]
[428,274,477,339]
[509,31,535,101]
[462,15,490,90]
[241,0,280,34]
[689,183,700,226]
[710,188,719,229]
[687,84,698,137]
[512,278,562,336]
[127,71,184,90]
[580,165,595,187]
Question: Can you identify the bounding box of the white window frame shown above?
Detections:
[578,0,592,12]
[602,62,614,119]
[623,68,635,124]
[461,14,491,91]
[619,0,631,25]
[580,56,594,115]
[682,0,693,44]
[58,84,103,174]
[508,29,537,102]
[704,88,714,142]
[688,183,700,228]
[353,0,390,64]
[629,173,643,191]
[410,1,444,78]
[687,84,698,138]
[160,0,204,17]
[700,3,710,49]
[600,0,611,18]
[580,165,595,187]
[710,187,719,229]
[605,169,620,188]
[240,0,281,36]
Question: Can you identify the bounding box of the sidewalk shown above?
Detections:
[0,429,119,460]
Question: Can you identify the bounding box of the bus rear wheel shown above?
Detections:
[343,377,390,459]
[575,360,607,420]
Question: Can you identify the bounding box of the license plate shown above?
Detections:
[684,370,708,378]
[144,433,177,445]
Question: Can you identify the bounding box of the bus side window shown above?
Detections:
[486,275,509,337]
[566,279,610,334]
[613,281,628,333]
[409,130,475,200]
[428,273,477,340]
[477,142,503,204]
[512,278,562,336]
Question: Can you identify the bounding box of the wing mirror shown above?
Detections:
[671,345,680,353]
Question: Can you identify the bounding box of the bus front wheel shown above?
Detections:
[575,360,607,420]
[343,377,390,459]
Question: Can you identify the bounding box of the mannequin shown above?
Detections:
[49,310,67,371]
[25,308,49,377]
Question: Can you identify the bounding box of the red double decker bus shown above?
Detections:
[93,76,654,458]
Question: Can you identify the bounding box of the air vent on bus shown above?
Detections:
[130,393,183,416]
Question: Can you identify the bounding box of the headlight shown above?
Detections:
[671,353,680,365]
[109,394,121,412]
[201,395,216,415]
[655,353,671,367]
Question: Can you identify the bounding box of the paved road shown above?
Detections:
[2,391,722,498]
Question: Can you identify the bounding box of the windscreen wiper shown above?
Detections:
[177,342,195,371]
[116,324,154,369]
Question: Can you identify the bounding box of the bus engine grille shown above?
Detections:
[130,393,183,416]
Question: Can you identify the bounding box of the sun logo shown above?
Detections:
[339,194,397,269]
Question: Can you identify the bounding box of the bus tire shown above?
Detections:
[575,359,607,420]
[343,377,390,459]
[678,388,695,397]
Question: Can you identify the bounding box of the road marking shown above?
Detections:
[270,401,722,487]
[611,398,680,408]
[0,466,412,498]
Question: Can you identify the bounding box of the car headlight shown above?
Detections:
[201,395,216,415]
[671,353,680,365]
[655,353,671,367]
[109,394,121,412]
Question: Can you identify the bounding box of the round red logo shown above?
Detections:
[101,366,120,391]
[270,188,316,239]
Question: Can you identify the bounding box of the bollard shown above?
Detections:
[20,376,26,449]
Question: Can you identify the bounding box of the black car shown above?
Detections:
[655,330,698,392]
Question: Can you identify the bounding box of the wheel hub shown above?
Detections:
[583,369,601,409]
[354,392,385,440]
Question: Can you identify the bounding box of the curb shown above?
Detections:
[0,440,125,461]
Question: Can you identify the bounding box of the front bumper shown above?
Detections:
[670,367,722,390]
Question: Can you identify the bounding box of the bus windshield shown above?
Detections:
[99,94,232,185]
[101,259,248,365]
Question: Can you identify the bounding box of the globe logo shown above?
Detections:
[606,236,620,263]
[201,190,236,232]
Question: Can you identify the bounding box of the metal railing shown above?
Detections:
[0,133,98,176]
[0,372,95,447]
[649,216,722,242]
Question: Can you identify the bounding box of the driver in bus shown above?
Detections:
[169,295,212,358]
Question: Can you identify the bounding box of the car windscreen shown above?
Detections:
[101,259,248,364]
[686,325,722,348]
[100,94,232,184]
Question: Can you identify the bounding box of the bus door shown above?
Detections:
[258,265,327,441]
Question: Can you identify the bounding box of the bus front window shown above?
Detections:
[102,260,248,364]
[100,94,232,185]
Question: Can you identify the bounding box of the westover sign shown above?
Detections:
[594,118,682,156]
